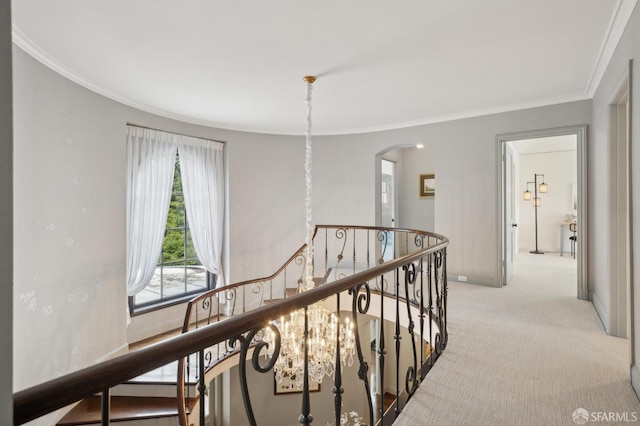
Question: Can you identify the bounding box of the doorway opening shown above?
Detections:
[380,159,396,261]
[497,126,588,300]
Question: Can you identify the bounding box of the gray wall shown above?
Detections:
[589,2,640,393]
[13,46,129,404]
[399,146,435,232]
[313,101,591,286]
[379,146,436,232]
[12,46,306,416]
[11,16,611,421]
[1,0,12,423]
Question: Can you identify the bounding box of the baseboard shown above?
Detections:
[631,364,640,400]
[591,292,610,334]
[447,275,499,288]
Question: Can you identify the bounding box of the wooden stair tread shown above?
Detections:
[266,278,331,303]
[57,396,197,425]
[264,288,299,304]
[285,287,299,297]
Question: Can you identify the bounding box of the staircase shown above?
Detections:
[15,226,450,426]
[57,334,199,426]
[56,283,305,426]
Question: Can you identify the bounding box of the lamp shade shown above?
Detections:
[533,197,541,207]
[523,190,532,201]
[539,182,548,193]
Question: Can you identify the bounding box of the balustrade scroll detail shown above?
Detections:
[229,325,281,426]
[403,263,419,396]
[377,273,387,422]
[349,283,374,425]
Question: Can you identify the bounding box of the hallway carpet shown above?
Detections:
[395,252,640,426]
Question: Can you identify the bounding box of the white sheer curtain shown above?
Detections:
[178,136,225,286]
[126,126,178,296]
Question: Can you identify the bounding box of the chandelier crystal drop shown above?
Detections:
[264,76,356,388]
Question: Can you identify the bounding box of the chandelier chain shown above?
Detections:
[304,80,314,290]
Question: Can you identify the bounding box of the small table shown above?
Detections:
[559,221,575,257]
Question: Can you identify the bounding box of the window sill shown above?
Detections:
[129,293,198,317]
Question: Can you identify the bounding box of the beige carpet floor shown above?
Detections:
[395,252,640,426]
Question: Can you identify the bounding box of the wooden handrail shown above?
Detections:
[14,226,448,425]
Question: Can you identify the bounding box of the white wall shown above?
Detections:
[517,150,577,253]
[589,1,640,393]
[0,0,12,422]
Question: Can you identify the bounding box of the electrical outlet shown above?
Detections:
[457,275,468,282]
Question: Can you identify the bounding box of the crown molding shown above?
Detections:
[312,93,592,136]
[11,26,233,132]
[12,0,636,137]
[585,0,638,97]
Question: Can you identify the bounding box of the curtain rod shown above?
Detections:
[126,122,225,144]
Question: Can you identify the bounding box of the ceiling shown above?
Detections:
[11,1,636,135]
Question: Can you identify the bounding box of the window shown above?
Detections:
[130,153,214,311]
[126,125,224,315]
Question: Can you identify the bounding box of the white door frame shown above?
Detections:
[496,125,588,300]
[504,144,518,285]
[379,158,397,229]
[609,70,632,338]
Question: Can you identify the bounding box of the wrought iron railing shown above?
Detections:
[13,225,448,426]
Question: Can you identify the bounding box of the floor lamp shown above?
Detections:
[523,174,548,254]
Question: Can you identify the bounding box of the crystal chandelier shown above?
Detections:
[266,309,355,387]
[264,76,356,388]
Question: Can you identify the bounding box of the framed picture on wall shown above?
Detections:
[419,173,435,198]
[274,373,321,394]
